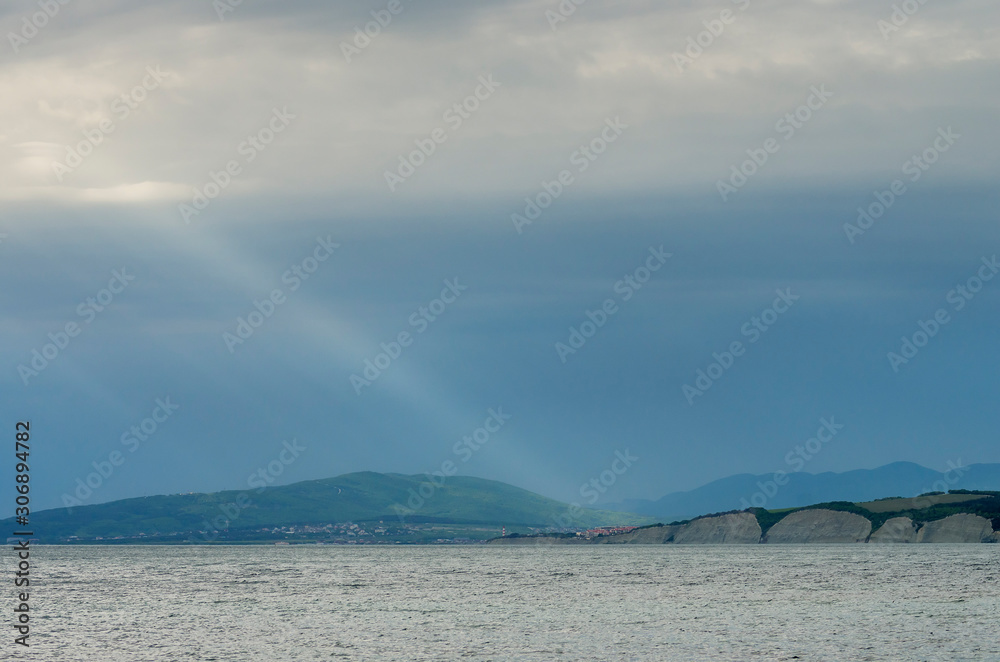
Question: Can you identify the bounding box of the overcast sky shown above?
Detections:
[3,0,999,512]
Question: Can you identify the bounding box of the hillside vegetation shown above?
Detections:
[4,472,652,543]
[748,491,1000,536]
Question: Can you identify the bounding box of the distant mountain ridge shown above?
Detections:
[10,462,999,544]
[603,461,1000,521]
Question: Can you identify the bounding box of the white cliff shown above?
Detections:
[764,509,871,544]
[869,517,918,543]
[915,514,996,543]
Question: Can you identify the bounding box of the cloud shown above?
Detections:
[0,0,996,216]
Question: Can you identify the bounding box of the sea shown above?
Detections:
[7,544,1000,661]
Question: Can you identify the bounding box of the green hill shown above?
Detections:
[5,472,651,543]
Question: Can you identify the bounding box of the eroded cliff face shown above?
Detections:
[915,514,996,543]
[671,513,762,544]
[594,525,681,544]
[869,517,918,543]
[594,513,762,544]
[764,509,871,544]
[488,509,1000,544]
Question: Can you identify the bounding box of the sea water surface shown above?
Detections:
[8,545,1000,661]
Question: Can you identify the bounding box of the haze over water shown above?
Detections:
[12,545,1000,661]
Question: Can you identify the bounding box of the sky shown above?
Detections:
[2,0,999,512]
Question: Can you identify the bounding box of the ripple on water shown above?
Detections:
[16,545,1000,661]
